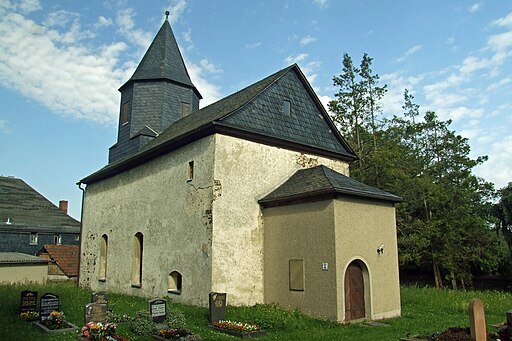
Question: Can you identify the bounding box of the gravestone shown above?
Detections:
[149,299,167,323]
[91,292,108,305]
[39,293,59,320]
[20,290,38,313]
[84,302,107,324]
[208,292,227,323]
[469,298,486,341]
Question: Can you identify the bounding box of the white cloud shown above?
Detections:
[182,28,192,43]
[246,42,261,49]
[199,59,223,74]
[116,8,152,49]
[300,35,317,46]
[396,45,422,63]
[317,95,331,112]
[285,53,309,64]
[491,11,512,27]
[380,72,423,116]
[185,61,222,108]
[312,0,328,9]
[468,3,483,13]
[95,16,113,29]
[164,0,187,25]
[0,119,8,133]
[474,135,512,188]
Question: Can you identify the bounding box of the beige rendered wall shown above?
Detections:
[80,136,216,306]
[334,197,401,321]
[212,134,348,305]
[263,200,338,320]
[0,264,48,284]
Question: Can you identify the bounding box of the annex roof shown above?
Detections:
[259,165,402,207]
[81,64,356,185]
[120,19,201,98]
[37,245,79,277]
[0,252,48,265]
[0,176,80,231]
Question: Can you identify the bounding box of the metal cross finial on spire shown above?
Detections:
[165,11,170,20]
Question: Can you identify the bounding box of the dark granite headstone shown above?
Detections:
[39,293,59,320]
[91,292,108,305]
[208,292,227,323]
[20,290,38,313]
[149,299,167,323]
[84,302,107,324]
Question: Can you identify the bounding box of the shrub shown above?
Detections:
[166,307,187,330]
[129,310,156,336]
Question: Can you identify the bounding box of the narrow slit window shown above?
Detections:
[30,232,38,245]
[131,232,143,287]
[289,259,304,291]
[54,233,62,245]
[187,161,194,181]
[99,234,108,281]
[283,100,291,115]
[121,101,131,125]
[181,102,191,117]
[168,271,182,294]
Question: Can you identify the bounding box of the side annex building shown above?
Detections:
[78,17,401,322]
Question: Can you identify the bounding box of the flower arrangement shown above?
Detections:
[81,321,118,340]
[19,311,39,321]
[213,320,261,333]
[42,310,65,330]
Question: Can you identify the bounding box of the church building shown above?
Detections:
[78,16,401,322]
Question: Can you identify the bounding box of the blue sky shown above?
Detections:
[1,0,511,219]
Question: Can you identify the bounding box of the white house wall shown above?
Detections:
[211,134,348,305]
[79,136,216,305]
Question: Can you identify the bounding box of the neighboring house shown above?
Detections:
[78,17,402,322]
[37,244,79,281]
[0,176,80,255]
[0,252,49,284]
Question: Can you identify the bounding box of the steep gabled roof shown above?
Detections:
[120,19,201,98]
[0,176,80,230]
[259,165,402,207]
[81,64,356,185]
[37,245,79,277]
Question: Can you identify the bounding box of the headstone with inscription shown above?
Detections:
[149,299,167,323]
[84,302,107,324]
[20,290,38,313]
[469,298,486,341]
[91,292,109,305]
[208,292,227,323]
[39,293,60,320]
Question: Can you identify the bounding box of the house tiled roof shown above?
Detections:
[259,165,402,206]
[81,65,356,185]
[0,252,48,265]
[120,19,201,98]
[0,176,80,232]
[37,244,79,277]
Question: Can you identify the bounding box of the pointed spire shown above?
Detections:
[123,16,201,98]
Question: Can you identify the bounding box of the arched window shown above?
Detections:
[99,234,108,281]
[131,232,143,287]
[168,271,182,294]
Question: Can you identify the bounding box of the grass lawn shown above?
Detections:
[0,282,510,340]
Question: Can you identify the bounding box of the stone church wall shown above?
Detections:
[80,136,216,305]
[211,134,348,305]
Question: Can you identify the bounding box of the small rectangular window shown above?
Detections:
[283,100,291,115]
[181,102,191,117]
[187,161,194,181]
[54,233,62,245]
[289,259,304,291]
[75,235,80,242]
[30,232,38,245]
[121,101,131,125]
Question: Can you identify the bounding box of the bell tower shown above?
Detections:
[109,11,202,163]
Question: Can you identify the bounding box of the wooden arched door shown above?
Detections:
[344,261,365,321]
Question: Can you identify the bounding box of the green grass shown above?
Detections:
[1,282,510,340]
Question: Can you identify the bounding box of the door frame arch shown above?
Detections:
[342,257,372,321]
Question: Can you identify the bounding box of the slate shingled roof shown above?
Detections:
[259,165,402,206]
[37,245,79,277]
[81,64,356,184]
[120,19,201,98]
[0,176,80,231]
[0,252,48,265]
